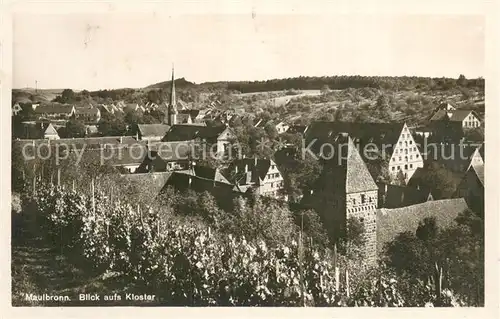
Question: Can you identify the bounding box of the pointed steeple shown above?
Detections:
[169,65,177,110]
[167,65,178,125]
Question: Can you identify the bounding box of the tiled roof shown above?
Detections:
[87,145,148,166]
[344,136,379,193]
[305,121,405,156]
[162,124,230,142]
[154,141,198,161]
[179,166,231,184]
[75,107,100,115]
[377,198,469,253]
[161,171,236,194]
[302,134,378,197]
[449,110,473,122]
[429,109,448,121]
[424,143,481,171]
[230,158,276,185]
[378,183,432,208]
[33,104,74,114]
[138,124,171,138]
[471,163,484,186]
[14,136,144,151]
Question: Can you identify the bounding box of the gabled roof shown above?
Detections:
[305,121,405,155]
[137,124,171,138]
[471,163,484,186]
[303,134,378,196]
[33,104,74,114]
[429,109,448,121]
[75,107,100,115]
[43,123,59,136]
[377,198,469,252]
[154,141,196,162]
[230,158,277,185]
[14,136,144,151]
[180,166,231,184]
[424,143,482,171]
[449,110,474,122]
[179,109,200,119]
[344,136,379,193]
[378,183,432,208]
[161,171,236,194]
[162,124,231,142]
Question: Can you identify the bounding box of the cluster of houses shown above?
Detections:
[415,102,482,141]
[13,70,485,264]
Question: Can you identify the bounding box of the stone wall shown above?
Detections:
[346,189,378,264]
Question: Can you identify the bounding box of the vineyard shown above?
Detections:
[13,181,461,307]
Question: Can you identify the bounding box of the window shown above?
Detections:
[392,166,395,171]
[397,166,400,170]
[361,194,366,204]
[404,164,408,169]
[392,158,395,162]
[409,141,413,145]
[271,183,274,188]
[416,154,419,158]
[405,149,408,154]
[399,142,402,146]
[410,164,413,168]
[399,156,402,161]
[353,198,356,205]
[405,156,408,161]
[410,155,413,160]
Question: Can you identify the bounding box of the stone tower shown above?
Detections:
[302,134,378,265]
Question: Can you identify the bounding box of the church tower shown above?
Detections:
[167,66,178,126]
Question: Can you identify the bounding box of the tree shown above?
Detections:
[419,162,458,199]
[416,217,438,242]
[264,122,279,140]
[54,88,76,103]
[61,118,86,138]
[224,196,298,247]
[383,209,484,305]
[97,112,127,136]
[457,74,468,87]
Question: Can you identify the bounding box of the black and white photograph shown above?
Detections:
[3,0,496,312]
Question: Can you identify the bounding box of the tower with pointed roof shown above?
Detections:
[166,66,178,126]
[301,134,378,264]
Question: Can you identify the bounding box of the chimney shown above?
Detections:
[120,136,123,143]
[235,165,238,174]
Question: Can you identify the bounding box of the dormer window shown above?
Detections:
[361,194,366,204]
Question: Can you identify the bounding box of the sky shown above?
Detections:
[12,13,485,90]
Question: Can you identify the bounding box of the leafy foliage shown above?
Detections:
[22,182,463,306]
[382,209,484,306]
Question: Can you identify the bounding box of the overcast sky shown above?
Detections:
[13,13,484,90]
